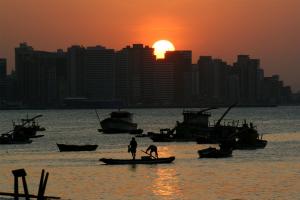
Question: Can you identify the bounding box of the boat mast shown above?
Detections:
[215,103,237,127]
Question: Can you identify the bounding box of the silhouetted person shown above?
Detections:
[146,145,158,158]
[129,137,137,160]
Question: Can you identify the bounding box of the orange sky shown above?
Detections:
[0,0,299,91]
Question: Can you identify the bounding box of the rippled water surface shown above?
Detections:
[0,107,300,199]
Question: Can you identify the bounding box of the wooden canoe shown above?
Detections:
[99,156,175,165]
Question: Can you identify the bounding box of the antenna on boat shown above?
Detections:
[95,109,101,127]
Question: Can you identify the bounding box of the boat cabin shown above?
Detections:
[110,111,133,123]
[182,111,211,127]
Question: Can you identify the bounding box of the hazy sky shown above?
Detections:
[0,0,299,91]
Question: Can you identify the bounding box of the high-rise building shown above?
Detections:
[226,66,240,104]
[165,50,192,105]
[197,56,228,104]
[233,55,260,104]
[262,75,281,104]
[85,45,115,101]
[256,68,265,103]
[116,44,156,106]
[280,86,292,104]
[15,43,67,107]
[0,58,7,103]
[152,59,175,106]
[67,45,86,98]
[212,59,228,101]
[185,64,200,106]
[0,58,7,79]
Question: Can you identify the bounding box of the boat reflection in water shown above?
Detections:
[152,168,183,199]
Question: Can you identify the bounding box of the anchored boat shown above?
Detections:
[99,110,138,133]
[150,104,237,142]
[198,147,232,158]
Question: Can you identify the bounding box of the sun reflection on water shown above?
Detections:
[152,168,183,199]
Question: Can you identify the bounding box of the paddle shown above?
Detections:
[141,150,157,159]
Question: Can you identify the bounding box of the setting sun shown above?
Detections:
[152,40,175,59]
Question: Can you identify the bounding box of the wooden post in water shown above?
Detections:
[37,169,49,200]
[0,169,59,200]
[12,169,30,200]
[13,176,18,200]
[37,169,45,199]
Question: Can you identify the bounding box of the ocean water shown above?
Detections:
[0,107,299,200]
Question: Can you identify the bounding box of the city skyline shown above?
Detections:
[0,0,300,91]
[0,42,295,109]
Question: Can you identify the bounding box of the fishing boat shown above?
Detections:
[99,156,175,165]
[12,114,45,138]
[98,110,138,133]
[20,114,46,131]
[198,147,232,158]
[149,128,176,142]
[150,104,237,142]
[56,144,98,152]
[233,122,268,150]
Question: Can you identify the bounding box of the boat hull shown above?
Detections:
[234,139,267,150]
[57,144,98,152]
[100,156,175,165]
[100,118,137,133]
[0,133,33,144]
[0,140,32,144]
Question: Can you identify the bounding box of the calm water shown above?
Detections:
[0,107,300,200]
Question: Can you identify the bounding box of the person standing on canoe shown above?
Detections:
[129,137,137,160]
[146,145,158,158]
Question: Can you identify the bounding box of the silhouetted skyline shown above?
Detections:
[0,0,299,91]
[0,42,295,109]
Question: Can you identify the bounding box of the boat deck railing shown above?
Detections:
[210,119,257,129]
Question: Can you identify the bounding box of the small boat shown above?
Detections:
[56,144,98,152]
[99,156,175,165]
[198,147,232,158]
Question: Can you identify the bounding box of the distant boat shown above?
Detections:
[56,144,98,152]
[198,147,232,158]
[149,128,177,142]
[12,114,46,138]
[233,123,268,150]
[99,110,138,133]
[99,156,175,165]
